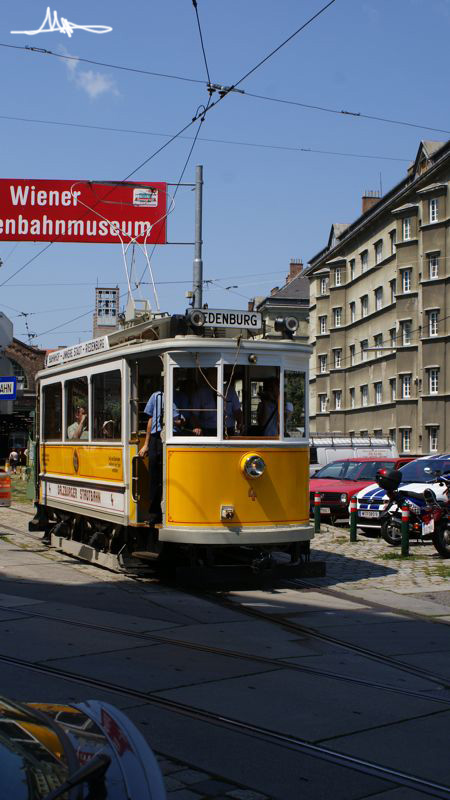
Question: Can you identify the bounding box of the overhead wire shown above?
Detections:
[192,0,212,86]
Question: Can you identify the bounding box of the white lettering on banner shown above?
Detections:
[203,309,262,330]
[10,185,81,207]
[0,213,152,241]
[11,7,112,37]
[45,481,125,513]
[45,336,109,367]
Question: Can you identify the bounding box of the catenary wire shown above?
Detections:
[0,112,411,161]
[192,0,211,86]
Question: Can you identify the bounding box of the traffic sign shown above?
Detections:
[0,377,17,399]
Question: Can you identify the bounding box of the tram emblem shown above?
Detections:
[248,487,257,501]
[73,449,79,473]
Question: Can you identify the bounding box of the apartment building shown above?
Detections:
[306,140,449,455]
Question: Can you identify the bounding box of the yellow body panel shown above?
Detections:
[166,447,309,527]
[40,445,123,482]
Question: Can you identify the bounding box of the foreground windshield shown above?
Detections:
[400,459,450,482]
[314,460,396,480]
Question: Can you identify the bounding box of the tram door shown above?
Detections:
[130,356,162,524]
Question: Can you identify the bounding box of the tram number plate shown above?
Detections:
[360,510,380,518]
[320,507,331,514]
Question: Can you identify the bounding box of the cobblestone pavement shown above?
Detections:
[308,522,450,603]
[156,755,270,799]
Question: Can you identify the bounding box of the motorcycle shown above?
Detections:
[375,469,450,556]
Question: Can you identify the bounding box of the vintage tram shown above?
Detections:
[30,311,314,572]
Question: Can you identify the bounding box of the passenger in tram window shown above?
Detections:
[67,406,89,440]
[224,380,243,437]
[101,420,114,439]
[138,388,183,525]
[257,378,279,435]
[191,368,218,436]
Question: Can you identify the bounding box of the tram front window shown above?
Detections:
[284,370,306,438]
[92,370,121,440]
[43,383,62,440]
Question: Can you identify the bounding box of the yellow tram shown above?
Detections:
[30,311,314,571]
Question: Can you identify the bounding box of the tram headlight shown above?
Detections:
[241,453,266,478]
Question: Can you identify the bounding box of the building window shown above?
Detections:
[374,333,383,350]
[375,382,382,404]
[350,344,356,366]
[401,269,411,293]
[335,267,343,286]
[428,310,439,337]
[374,241,383,264]
[402,217,411,241]
[320,276,328,295]
[360,250,368,272]
[390,328,397,349]
[319,315,327,334]
[334,349,342,369]
[429,427,439,453]
[333,308,342,327]
[374,287,383,310]
[334,390,342,410]
[390,378,396,401]
[360,430,369,437]
[361,385,368,406]
[374,429,383,438]
[10,359,28,390]
[349,301,356,323]
[429,368,439,394]
[390,279,396,303]
[428,254,439,279]
[361,295,369,317]
[401,429,411,452]
[319,354,328,374]
[350,387,355,408]
[401,320,412,346]
[401,375,411,398]
[390,230,396,255]
[360,339,369,361]
[350,259,355,280]
[319,394,327,413]
[389,428,396,444]
[429,197,439,223]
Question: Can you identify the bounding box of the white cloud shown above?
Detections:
[58,44,118,99]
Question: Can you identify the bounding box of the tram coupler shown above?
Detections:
[28,503,49,532]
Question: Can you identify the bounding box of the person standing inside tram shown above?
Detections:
[138,388,183,525]
[257,377,279,435]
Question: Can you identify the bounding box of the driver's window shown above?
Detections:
[174,366,218,436]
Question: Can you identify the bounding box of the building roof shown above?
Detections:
[257,272,309,308]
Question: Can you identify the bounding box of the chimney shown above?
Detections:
[362,190,381,214]
[286,258,303,283]
[248,299,255,311]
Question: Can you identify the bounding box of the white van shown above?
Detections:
[309,435,398,476]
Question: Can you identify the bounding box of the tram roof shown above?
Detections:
[38,315,311,379]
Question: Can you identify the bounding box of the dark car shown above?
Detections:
[0,697,166,799]
[309,457,414,523]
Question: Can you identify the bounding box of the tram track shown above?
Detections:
[1,602,449,707]
[0,650,449,799]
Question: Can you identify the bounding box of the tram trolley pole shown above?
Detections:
[314,492,321,534]
[349,496,357,542]
[401,505,410,558]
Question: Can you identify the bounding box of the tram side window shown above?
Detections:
[66,377,89,441]
[225,365,280,438]
[43,384,62,440]
[284,370,306,438]
[92,370,121,440]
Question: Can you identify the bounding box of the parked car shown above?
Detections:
[0,696,166,799]
[309,434,398,476]
[355,454,450,534]
[309,457,414,523]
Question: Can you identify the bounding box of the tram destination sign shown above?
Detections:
[0,376,16,399]
[201,309,262,329]
[0,179,168,244]
[46,336,110,367]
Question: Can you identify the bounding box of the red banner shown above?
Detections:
[0,179,168,244]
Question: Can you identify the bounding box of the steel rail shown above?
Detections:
[0,652,448,798]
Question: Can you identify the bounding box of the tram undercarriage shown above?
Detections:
[29,505,324,578]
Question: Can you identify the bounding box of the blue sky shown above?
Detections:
[0,0,449,347]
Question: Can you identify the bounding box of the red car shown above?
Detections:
[309,457,414,524]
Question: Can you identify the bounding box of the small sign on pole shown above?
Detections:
[0,376,17,399]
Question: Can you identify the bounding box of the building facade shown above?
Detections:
[306,140,449,455]
[255,259,310,342]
